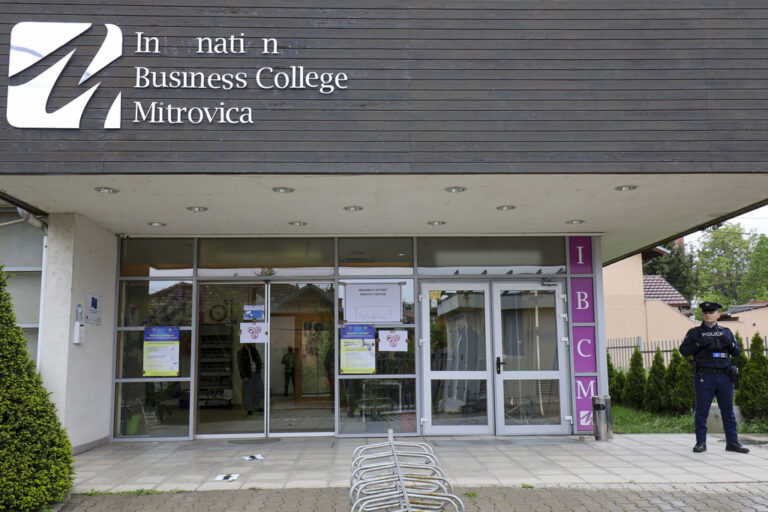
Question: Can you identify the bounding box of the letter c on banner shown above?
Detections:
[577,338,593,358]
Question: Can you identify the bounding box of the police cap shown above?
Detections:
[699,302,722,313]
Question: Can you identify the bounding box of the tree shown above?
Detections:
[738,234,768,302]
[735,333,768,419]
[695,223,757,307]
[732,332,748,390]
[0,267,74,511]
[644,348,667,413]
[622,348,646,409]
[669,356,695,414]
[666,349,683,402]
[643,245,698,301]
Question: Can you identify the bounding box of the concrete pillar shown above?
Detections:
[38,213,117,453]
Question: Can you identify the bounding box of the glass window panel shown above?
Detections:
[431,379,487,426]
[270,283,335,433]
[429,290,486,371]
[197,283,266,435]
[417,237,566,275]
[503,379,560,426]
[198,238,334,277]
[500,290,558,371]
[22,328,38,365]
[6,271,41,324]
[373,328,415,374]
[117,330,192,379]
[339,378,416,435]
[339,279,414,325]
[339,238,413,275]
[115,381,190,437]
[120,238,193,277]
[0,212,44,267]
[118,281,192,327]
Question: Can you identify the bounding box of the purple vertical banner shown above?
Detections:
[575,376,598,431]
[573,326,597,373]
[570,277,595,323]
[568,237,593,274]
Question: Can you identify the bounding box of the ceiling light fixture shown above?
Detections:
[428,220,446,226]
[186,206,208,212]
[148,221,166,227]
[272,186,294,193]
[94,187,119,194]
[614,185,638,191]
[566,219,585,225]
[343,205,363,212]
[445,186,466,193]
[496,205,516,211]
[289,220,307,226]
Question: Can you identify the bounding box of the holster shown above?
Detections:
[728,365,739,385]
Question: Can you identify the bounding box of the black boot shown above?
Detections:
[692,442,706,453]
[725,441,749,453]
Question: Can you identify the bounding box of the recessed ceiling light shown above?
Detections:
[566,219,585,225]
[496,205,516,211]
[343,205,363,212]
[428,220,446,226]
[289,220,307,226]
[186,206,208,212]
[94,187,119,194]
[445,186,466,193]
[148,221,166,227]
[396,252,407,257]
[614,185,638,191]
[272,186,294,193]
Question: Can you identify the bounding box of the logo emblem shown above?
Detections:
[7,22,122,129]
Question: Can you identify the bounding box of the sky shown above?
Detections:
[685,204,768,249]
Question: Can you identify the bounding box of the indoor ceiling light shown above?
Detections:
[428,220,446,226]
[614,185,638,191]
[148,221,166,227]
[343,205,363,212]
[566,219,585,224]
[94,186,119,194]
[445,186,466,193]
[186,206,208,212]
[289,220,307,226]
[272,186,294,193]
[496,204,516,211]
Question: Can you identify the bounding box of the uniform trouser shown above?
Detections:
[694,372,738,444]
[284,371,295,395]
[244,374,264,411]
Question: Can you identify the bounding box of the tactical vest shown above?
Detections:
[693,327,731,366]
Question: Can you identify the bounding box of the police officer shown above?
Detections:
[680,302,749,454]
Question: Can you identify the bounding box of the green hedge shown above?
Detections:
[0,267,73,511]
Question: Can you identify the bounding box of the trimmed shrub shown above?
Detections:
[622,347,646,409]
[644,348,667,413]
[666,349,682,408]
[0,267,74,511]
[732,332,748,390]
[735,333,768,419]
[669,355,695,414]
[612,371,627,405]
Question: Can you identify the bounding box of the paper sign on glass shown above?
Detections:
[239,322,269,343]
[142,326,180,377]
[378,330,408,352]
[244,305,264,321]
[345,283,402,323]
[340,324,376,374]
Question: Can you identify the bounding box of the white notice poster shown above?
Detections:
[378,330,408,352]
[239,322,269,344]
[345,283,402,324]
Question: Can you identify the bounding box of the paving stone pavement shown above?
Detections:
[58,483,768,512]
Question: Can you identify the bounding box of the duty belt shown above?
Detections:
[697,367,728,374]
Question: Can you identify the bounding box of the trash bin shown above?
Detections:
[592,395,613,441]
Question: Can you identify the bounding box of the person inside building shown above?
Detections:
[679,302,749,454]
[282,346,296,396]
[237,344,264,415]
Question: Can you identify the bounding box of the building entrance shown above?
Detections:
[420,281,571,435]
[196,282,335,436]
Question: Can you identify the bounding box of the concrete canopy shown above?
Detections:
[1,172,767,263]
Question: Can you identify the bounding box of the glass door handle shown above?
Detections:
[496,357,506,374]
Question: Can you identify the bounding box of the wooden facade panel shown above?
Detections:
[1,0,768,175]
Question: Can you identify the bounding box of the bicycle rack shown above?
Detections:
[350,429,465,512]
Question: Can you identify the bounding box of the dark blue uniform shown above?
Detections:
[680,322,741,444]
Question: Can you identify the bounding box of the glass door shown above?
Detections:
[492,282,570,435]
[197,283,267,435]
[420,282,493,435]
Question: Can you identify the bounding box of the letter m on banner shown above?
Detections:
[7,22,123,129]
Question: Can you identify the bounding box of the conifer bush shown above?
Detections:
[665,349,682,408]
[0,267,73,511]
[732,332,748,390]
[644,348,667,413]
[622,347,646,409]
[735,333,768,419]
[669,355,695,414]
[612,371,626,405]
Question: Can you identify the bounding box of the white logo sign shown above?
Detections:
[7,22,123,129]
[579,410,593,427]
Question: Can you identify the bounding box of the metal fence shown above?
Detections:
[607,335,768,370]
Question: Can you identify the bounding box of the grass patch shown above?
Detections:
[612,405,694,434]
[463,491,478,498]
[521,483,534,489]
